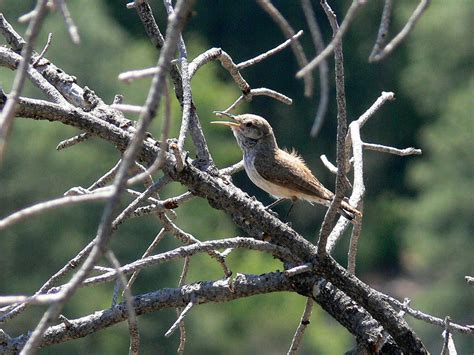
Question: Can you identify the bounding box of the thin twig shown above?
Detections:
[123,228,167,294]
[111,103,143,114]
[355,91,395,128]
[127,80,171,185]
[256,0,313,97]
[284,263,312,277]
[222,88,292,112]
[118,67,158,83]
[384,295,473,335]
[368,0,393,61]
[363,143,422,156]
[0,45,68,105]
[160,217,234,278]
[369,0,431,62]
[320,154,338,174]
[176,257,190,354]
[177,56,191,152]
[165,301,195,337]
[0,190,112,230]
[0,0,49,164]
[219,159,244,176]
[56,132,91,150]
[178,257,190,288]
[297,0,364,78]
[0,294,62,307]
[130,192,194,219]
[165,0,192,154]
[56,0,80,44]
[93,266,114,274]
[106,251,140,355]
[189,48,250,91]
[188,46,293,113]
[88,160,122,190]
[287,298,314,354]
[112,178,171,230]
[32,32,52,66]
[237,30,304,69]
[301,0,330,137]
[163,0,213,165]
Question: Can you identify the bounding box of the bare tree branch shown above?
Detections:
[255,0,314,97]
[0,272,294,353]
[0,1,464,352]
[300,0,330,137]
[32,32,52,66]
[20,1,196,351]
[0,189,112,230]
[368,0,393,61]
[55,0,80,44]
[327,91,395,253]
[237,30,304,69]
[287,297,314,354]
[106,251,140,355]
[0,0,49,163]
[363,142,422,156]
[369,0,431,62]
[317,0,350,255]
[296,0,365,78]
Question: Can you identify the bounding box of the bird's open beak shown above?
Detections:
[211,111,241,128]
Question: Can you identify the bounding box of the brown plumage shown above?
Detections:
[212,113,362,220]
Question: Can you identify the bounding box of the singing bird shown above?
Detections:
[211,112,361,220]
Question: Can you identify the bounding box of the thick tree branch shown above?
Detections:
[1,272,294,353]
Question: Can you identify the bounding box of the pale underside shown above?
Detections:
[244,148,333,206]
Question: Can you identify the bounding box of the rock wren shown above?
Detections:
[211,112,361,220]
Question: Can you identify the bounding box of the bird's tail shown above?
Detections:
[338,199,362,221]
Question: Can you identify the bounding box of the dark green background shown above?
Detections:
[1,1,472,353]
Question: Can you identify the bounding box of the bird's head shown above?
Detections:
[211,112,276,152]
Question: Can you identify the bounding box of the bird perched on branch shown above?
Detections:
[211,112,361,220]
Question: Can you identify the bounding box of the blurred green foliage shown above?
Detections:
[396,3,474,351]
[0,0,472,353]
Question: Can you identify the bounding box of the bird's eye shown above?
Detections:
[245,122,253,127]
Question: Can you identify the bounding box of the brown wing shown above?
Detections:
[254,148,334,201]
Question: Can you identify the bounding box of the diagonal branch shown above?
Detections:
[369,0,431,62]
[20,1,196,352]
[296,0,365,78]
[256,0,314,97]
[0,0,49,163]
